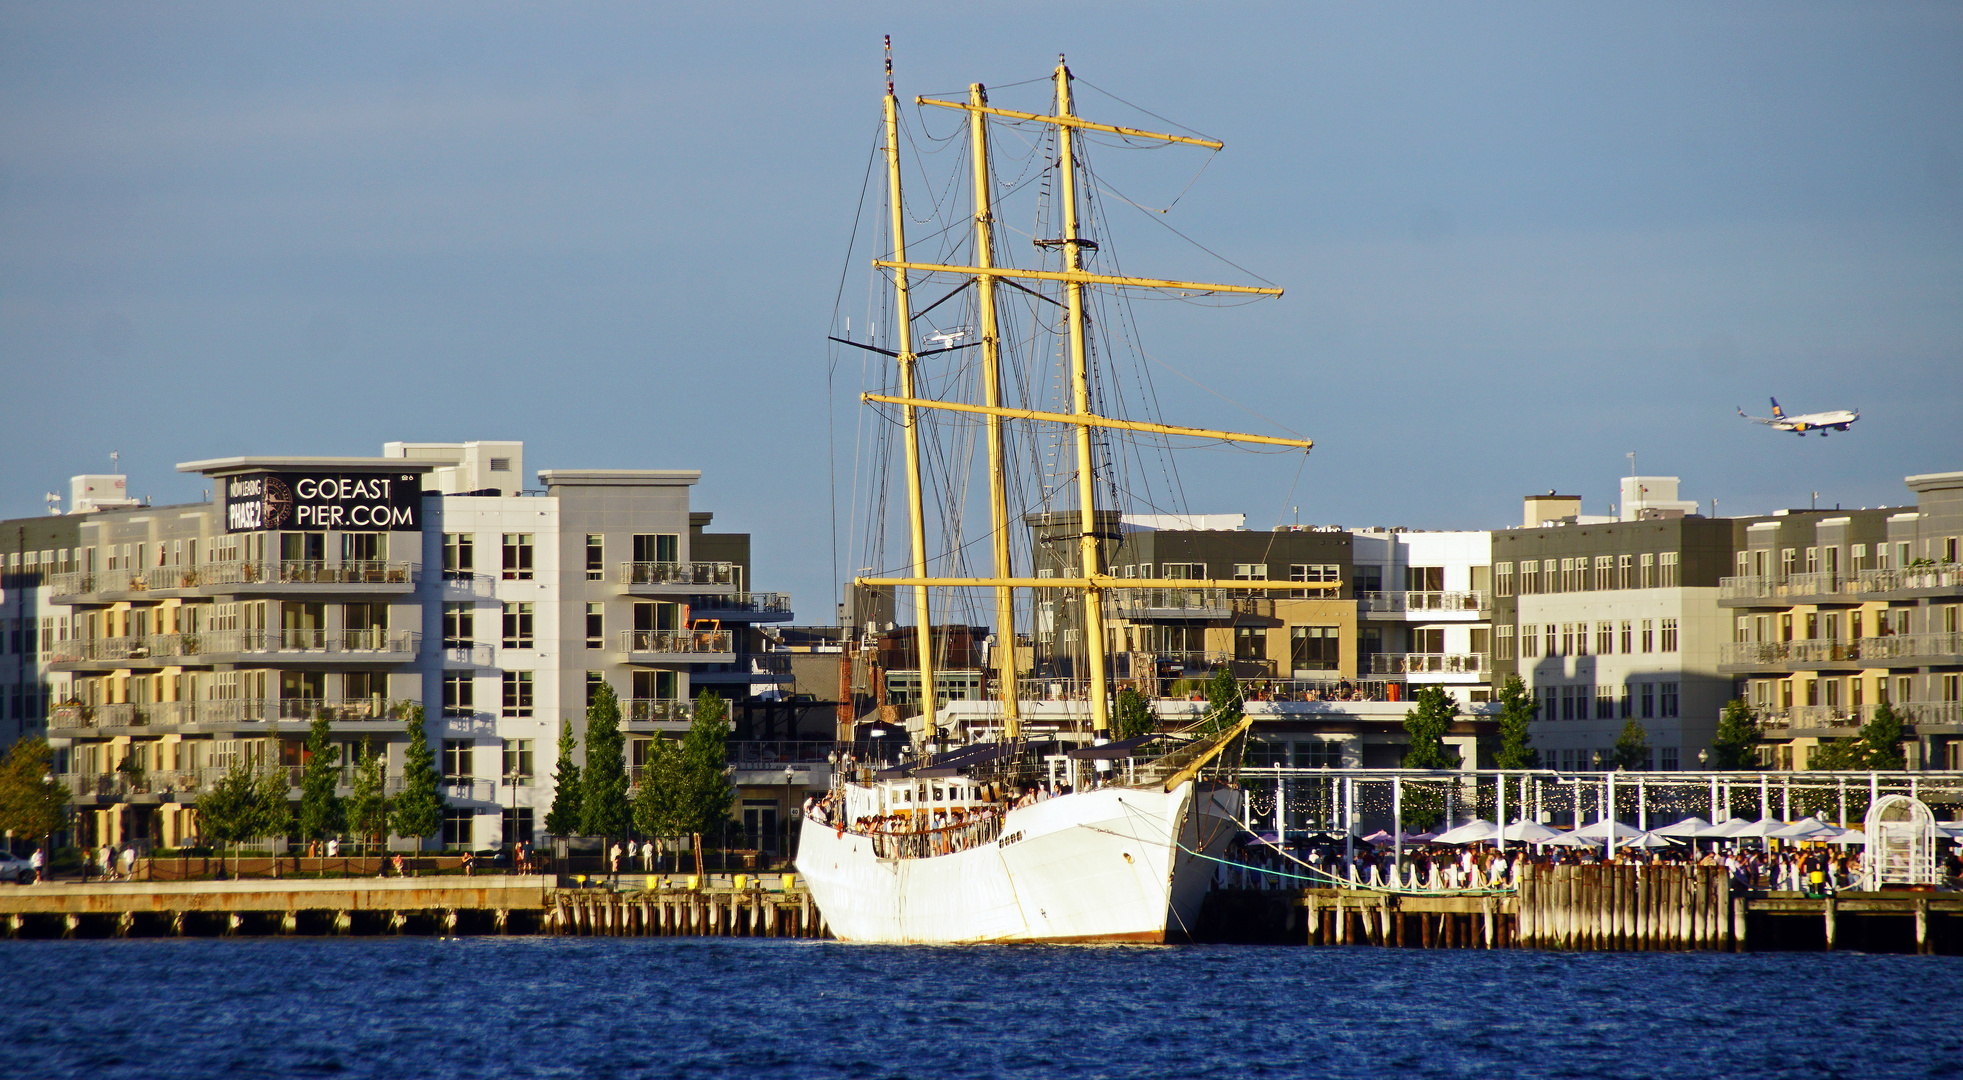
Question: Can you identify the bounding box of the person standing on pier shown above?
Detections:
[28,846,45,884]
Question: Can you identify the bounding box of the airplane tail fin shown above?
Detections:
[1769,397,1784,418]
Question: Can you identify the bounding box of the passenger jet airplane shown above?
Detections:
[1737,398,1859,436]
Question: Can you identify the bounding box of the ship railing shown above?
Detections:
[862,810,1006,860]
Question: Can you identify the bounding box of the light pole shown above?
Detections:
[782,765,797,867]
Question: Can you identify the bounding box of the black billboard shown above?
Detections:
[223,471,422,533]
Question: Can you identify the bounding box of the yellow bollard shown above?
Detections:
[685,874,701,890]
[647,875,659,892]
[734,874,748,890]
[780,874,797,892]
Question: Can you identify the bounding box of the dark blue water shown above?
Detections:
[5,938,1960,1079]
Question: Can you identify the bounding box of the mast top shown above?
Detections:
[885,35,894,96]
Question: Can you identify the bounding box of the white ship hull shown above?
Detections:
[796,781,1240,944]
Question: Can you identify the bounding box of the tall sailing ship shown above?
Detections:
[795,45,1329,944]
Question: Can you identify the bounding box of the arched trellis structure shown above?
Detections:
[1864,794,1938,888]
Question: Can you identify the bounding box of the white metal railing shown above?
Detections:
[619,628,733,655]
[690,591,792,615]
[626,698,694,721]
[1721,633,1962,667]
[49,697,419,729]
[620,561,741,588]
[1105,589,1234,618]
[1358,590,1490,614]
[1720,564,1963,600]
[1368,652,1487,675]
[48,560,415,597]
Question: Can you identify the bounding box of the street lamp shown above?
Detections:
[782,766,797,867]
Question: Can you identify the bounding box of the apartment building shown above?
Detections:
[1491,476,1735,772]
[1023,511,1356,692]
[39,440,791,852]
[0,510,85,749]
[1719,470,1963,769]
[1349,528,1494,707]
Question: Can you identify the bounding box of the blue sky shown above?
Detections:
[2,2,1958,617]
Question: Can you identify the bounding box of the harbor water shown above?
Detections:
[6,937,1959,1079]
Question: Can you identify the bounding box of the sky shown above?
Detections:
[1,2,1958,620]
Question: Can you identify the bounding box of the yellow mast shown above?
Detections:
[1052,57,1113,734]
[882,39,938,742]
[969,82,1020,737]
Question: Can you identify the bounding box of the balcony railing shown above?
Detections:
[626,698,694,721]
[1368,652,1487,675]
[689,592,792,616]
[619,628,733,655]
[50,697,419,730]
[1359,590,1490,614]
[1721,633,1963,667]
[48,560,414,597]
[1105,589,1234,620]
[1720,564,1963,601]
[226,628,421,655]
[727,741,837,769]
[620,561,741,588]
[1758,701,1963,732]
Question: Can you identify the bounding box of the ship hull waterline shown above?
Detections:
[795,781,1241,945]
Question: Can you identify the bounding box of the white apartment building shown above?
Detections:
[1349,529,1494,708]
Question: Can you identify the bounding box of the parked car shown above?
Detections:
[0,852,34,884]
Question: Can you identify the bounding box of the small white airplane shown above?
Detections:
[1738,397,1859,436]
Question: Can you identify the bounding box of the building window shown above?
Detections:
[633,534,680,564]
[1234,626,1267,661]
[1495,625,1514,660]
[587,671,607,706]
[1781,549,1797,577]
[1661,681,1680,718]
[442,534,474,580]
[442,673,475,718]
[586,603,604,649]
[1232,563,1269,597]
[442,809,473,848]
[1559,623,1574,655]
[1660,617,1678,652]
[443,603,474,649]
[1596,687,1615,720]
[1289,626,1340,671]
[502,534,534,580]
[442,740,472,779]
[1641,619,1654,653]
[502,603,534,649]
[1406,566,1445,592]
[1288,563,1339,598]
[1495,562,1514,597]
[1596,623,1614,655]
[1161,562,1204,580]
[502,671,534,718]
[502,739,534,782]
[1659,552,1679,587]
[1518,560,1537,595]
[1638,554,1654,589]
[1614,554,1630,589]
[1620,685,1633,718]
[1574,622,1590,656]
[586,535,604,581]
[1660,747,1679,771]
[1520,624,1537,658]
[501,807,534,845]
[1593,556,1613,591]
[1560,686,1576,721]
[1543,624,1557,658]
[1640,683,1655,719]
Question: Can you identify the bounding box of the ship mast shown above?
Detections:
[859,52,1331,739]
[968,82,1021,737]
[881,38,939,742]
[1052,58,1112,732]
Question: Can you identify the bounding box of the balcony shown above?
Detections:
[1359,590,1490,618]
[215,628,421,662]
[626,698,695,722]
[1759,701,1963,735]
[619,628,734,663]
[620,561,741,593]
[49,697,418,732]
[1105,589,1233,622]
[1720,564,1963,605]
[1719,633,1963,672]
[688,592,794,622]
[1367,652,1487,675]
[49,560,415,601]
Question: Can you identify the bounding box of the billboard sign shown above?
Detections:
[224,472,422,533]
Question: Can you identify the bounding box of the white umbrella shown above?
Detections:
[1568,819,1644,841]
[1653,816,1711,837]
[1769,816,1836,840]
[1729,818,1791,840]
[1830,827,1867,845]
[1431,819,1498,845]
[1696,817,1757,839]
[1542,831,1600,848]
[1503,820,1566,843]
[1625,830,1681,850]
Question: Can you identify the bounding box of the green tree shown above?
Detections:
[1861,700,1907,769]
[630,735,687,853]
[1201,668,1244,735]
[1711,699,1762,770]
[346,739,387,850]
[1114,687,1155,741]
[545,721,583,836]
[388,706,443,846]
[1401,687,1463,769]
[297,715,345,841]
[1612,719,1651,771]
[680,690,734,839]
[581,683,630,837]
[0,738,67,845]
[1807,736,1868,771]
[194,756,291,875]
[1491,676,1541,770]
